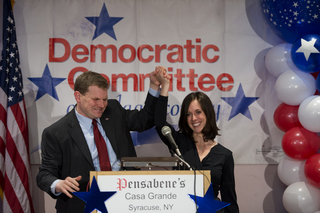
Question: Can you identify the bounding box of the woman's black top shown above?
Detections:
[155,95,239,213]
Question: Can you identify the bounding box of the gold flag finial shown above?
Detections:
[10,0,15,8]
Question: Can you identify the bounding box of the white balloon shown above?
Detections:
[275,69,316,106]
[265,43,297,77]
[277,155,307,186]
[283,182,320,213]
[298,95,320,133]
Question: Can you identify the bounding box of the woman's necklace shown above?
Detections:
[197,141,217,151]
[197,144,204,150]
[195,140,204,151]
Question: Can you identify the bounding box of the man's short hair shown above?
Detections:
[74,71,109,95]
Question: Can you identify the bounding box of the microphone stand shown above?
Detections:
[169,150,193,170]
[169,150,198,213]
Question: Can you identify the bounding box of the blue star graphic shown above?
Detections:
[189,184,230,213]
[86,3,123,40]
[221,84,259,121]
[28,64,65,101]
[74,176,116,213]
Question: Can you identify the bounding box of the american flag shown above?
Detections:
[0,0,35,212]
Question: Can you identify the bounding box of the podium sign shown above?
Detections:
[90,170,210,213]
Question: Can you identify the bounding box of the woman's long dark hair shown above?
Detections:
[178,92,220,142]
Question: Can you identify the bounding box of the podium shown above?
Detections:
[89,166,211,213]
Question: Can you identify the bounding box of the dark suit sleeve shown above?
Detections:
[118,92,158,132]
[101,92,159,159]
[36,109,94,200]
[154,95,176,149]
[36,126,63,199]
[36,110,98,212]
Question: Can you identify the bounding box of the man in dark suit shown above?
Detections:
[36,67,168,213]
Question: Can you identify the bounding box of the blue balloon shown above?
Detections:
[291,34,320,73]
[316,75,320,92]
[261,0,320,43]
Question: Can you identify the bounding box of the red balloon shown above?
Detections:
[305,153,320,188]
[311,71,320,79]
[282,127,320,160]
[273,103,302,132]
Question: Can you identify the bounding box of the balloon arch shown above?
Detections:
[261,0,320,212]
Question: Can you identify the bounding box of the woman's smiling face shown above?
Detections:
[187,100,207,135]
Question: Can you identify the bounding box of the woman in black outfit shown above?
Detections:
[154,68,239,213]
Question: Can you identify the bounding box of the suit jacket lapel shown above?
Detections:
[100,107,118,156]
[68,108,94,169]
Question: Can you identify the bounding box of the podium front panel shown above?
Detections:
[89,170,210,213]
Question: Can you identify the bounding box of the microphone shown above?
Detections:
[161,126,183,158]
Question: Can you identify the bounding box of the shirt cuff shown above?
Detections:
[149,87,160,98]
[51,179,62,196]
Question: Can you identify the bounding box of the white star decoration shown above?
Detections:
[262,0,320,29]
[296,38,320,61]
